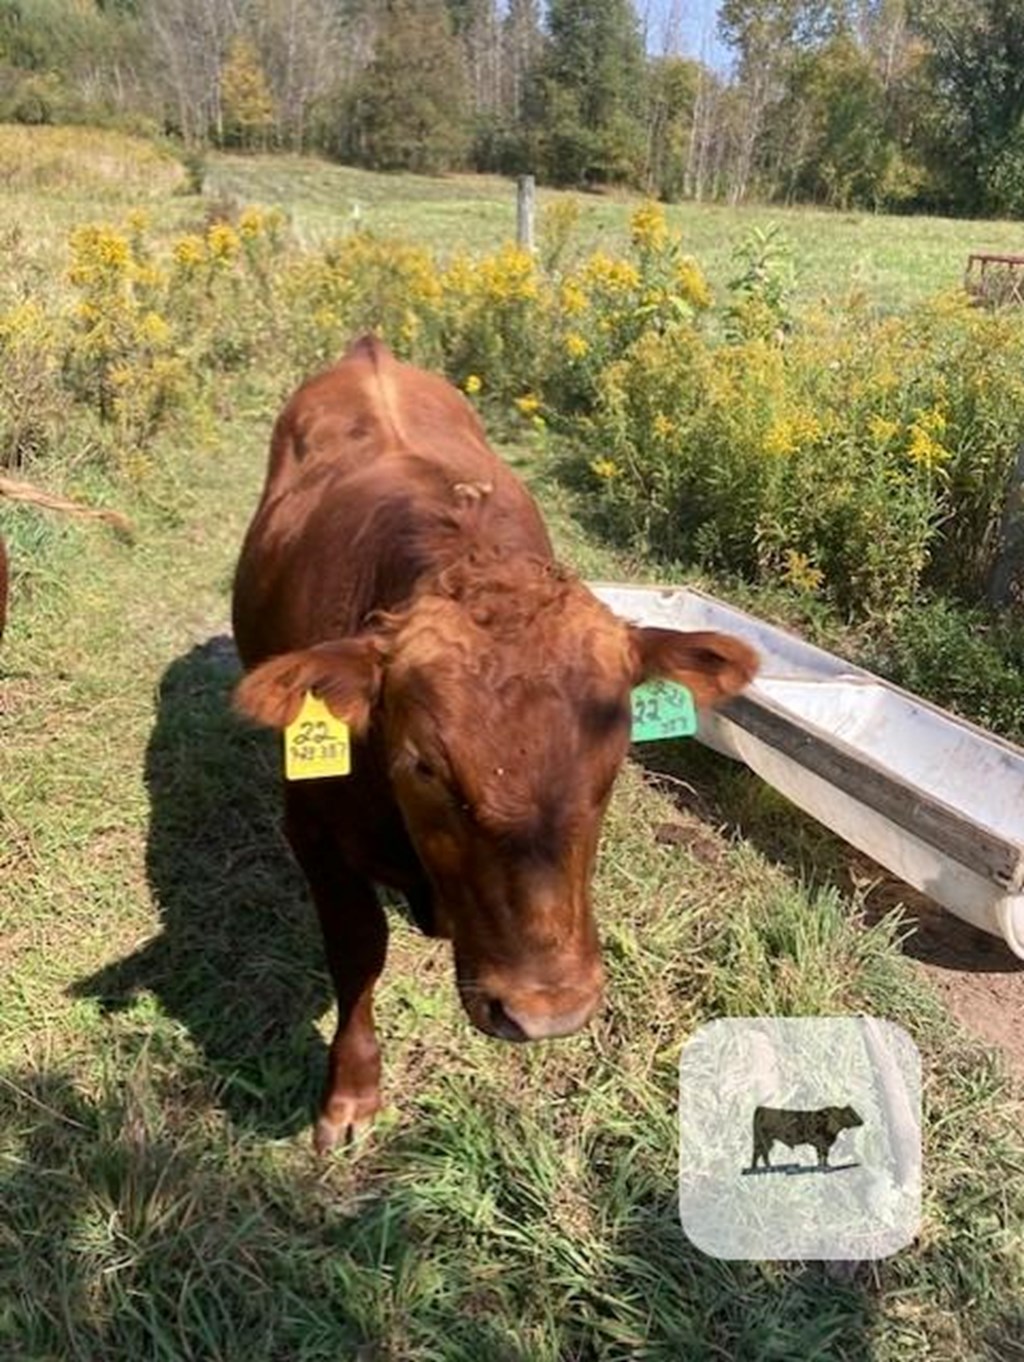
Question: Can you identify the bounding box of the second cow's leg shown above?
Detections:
[285,793,388,1153]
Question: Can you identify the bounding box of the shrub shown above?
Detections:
[724,224,795,343]
[19,198,1024,628]
[0,300,70,469]
[562,259,1024,617]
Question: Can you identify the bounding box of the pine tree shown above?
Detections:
[349,0,469,173]
[529,0,647,186]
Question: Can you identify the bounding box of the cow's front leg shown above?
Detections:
[285,799,388,1154]
[404,878,451,939]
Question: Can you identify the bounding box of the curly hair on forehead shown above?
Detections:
[374,555,630,683]
[432,551,579,634]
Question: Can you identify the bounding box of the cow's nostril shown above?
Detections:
[486,996,529,1042]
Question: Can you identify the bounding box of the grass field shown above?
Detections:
[2,126,1024,1360]
[6,125,1024,311]
[207,149,1024,310]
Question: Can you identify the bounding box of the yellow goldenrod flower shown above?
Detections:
[791,410,823,445]
[131,263,167,291]
[630,200,668,251]
[581,251,640,294]
[763,418,797,457]
[464,374,482,395]
[173,234,207,269]
[652,412,675,440]
[565,332,589,359]
[560,280,588,316]
[516,394,541,416]
[0,300,45,336]
[108,363,135,388]
[906,422,951,470]
[139,312,171,347]
[590,457,620,480]
[868,414,899,445]
[782,549,825,592]
[675,257,712,310]
[80,229,130,272]
[442,253,476,296]
[207,222,241,262]
[238,206,265,239]
[477,244,538,302]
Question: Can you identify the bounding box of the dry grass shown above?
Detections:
[0,124,186,198]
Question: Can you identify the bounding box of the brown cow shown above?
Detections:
[232,336,757,1152]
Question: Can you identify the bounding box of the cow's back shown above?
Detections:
[261,337,494,496]
[233,338,551,666]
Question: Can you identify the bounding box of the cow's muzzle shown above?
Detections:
[458,954,605,1042]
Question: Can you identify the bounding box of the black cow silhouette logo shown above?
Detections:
[749,1104,863,1173]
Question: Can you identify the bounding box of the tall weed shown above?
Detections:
[17,201,1024,623]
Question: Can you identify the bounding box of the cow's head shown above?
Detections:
[830,1105,864,1135]
[235,558,757,1044]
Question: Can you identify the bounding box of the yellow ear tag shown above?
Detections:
[284,693,351,781]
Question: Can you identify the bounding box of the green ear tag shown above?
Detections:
[631,679,697,742]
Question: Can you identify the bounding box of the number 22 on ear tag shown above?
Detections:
[284,693,351,781]
[630,679,697,742]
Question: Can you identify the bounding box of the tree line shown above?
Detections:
[2,0,1024,216]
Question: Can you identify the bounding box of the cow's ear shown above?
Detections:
[629,627,758,707]
[234,636,385,733]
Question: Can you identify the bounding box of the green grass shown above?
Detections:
[3,404,1024,1359]
[5,120,1023,322]
[207,147,1024,310]
[2,135,1024,1360]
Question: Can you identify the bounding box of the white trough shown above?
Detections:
[591,582,1024,959]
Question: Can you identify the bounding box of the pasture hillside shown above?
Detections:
[2,129,1023,1360]
[207,149,1024,309]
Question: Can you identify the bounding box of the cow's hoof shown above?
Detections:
[313,1094,380,1154]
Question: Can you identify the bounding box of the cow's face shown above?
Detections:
[833,1105,864,1134]
[235,572,757,1044]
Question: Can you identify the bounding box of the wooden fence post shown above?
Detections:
[516,175,535,253]
[987,442,1024,609]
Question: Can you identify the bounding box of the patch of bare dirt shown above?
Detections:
[852,852,1024,1081]
[653,811,728,866]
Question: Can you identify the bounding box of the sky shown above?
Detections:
[644,0,733,72]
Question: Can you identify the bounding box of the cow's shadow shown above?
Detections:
[742,1161,861,1177]
[72,635,334,1137]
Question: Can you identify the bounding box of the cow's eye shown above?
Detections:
[413,756,437,781]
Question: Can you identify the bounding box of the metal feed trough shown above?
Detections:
[965,251,1024,307]
[591,582,1024,959]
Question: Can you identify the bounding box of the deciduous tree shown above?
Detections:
[220,34,275,149]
